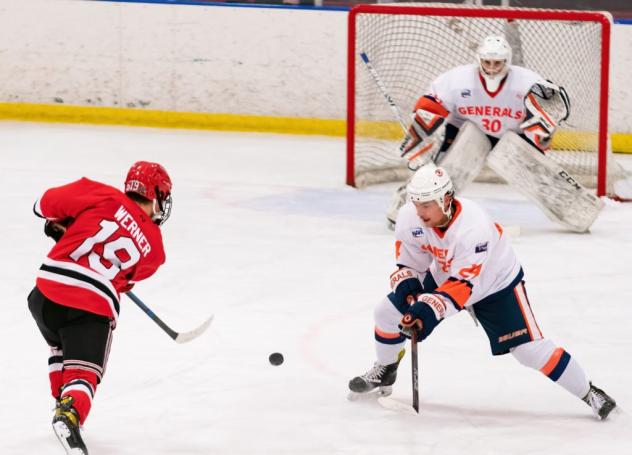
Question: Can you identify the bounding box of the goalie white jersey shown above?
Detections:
[430,63,545,138]
[395,197,521,315]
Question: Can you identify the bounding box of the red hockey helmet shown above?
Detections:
[124,161,173,225]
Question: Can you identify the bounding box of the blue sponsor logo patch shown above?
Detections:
[461,89,471,98]
[475,241,488,253]
[411,227,424,237]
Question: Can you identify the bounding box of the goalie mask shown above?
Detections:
[477,35,512,92]
[407,165,454,217]
[125,161,173,225]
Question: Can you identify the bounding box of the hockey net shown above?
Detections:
[347,3,625,196]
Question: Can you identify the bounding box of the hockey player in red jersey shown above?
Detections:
[28,161,172,454]
[349,165,616,420]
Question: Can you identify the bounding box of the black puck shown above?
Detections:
[269,352,284,366]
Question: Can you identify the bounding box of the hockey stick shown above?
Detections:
[126,291,213,344]
[376,331,420,415]
[359,51,408,133]
[411,327,420,413]
[360,51,439,166]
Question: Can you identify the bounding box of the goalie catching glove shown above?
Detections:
[399,293,451,342]
[520,80,570,151]
[400,95,449,170]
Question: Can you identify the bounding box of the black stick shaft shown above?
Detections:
[126,291,178,340]
[411,329,420,413]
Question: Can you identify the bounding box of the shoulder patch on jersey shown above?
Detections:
[475,241,488,253]
[411,227,424,237]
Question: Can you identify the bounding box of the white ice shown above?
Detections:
[0,122,630,454]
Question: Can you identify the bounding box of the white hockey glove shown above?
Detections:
[520,81,570,151]
[399,95,449,170]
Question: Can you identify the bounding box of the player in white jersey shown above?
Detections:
[351,166,616,420]
[387,35,570,226]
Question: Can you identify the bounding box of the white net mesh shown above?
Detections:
[350,3,624,192]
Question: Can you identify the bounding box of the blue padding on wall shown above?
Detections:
[91,0,351,12]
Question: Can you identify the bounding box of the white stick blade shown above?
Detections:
[377,396,419,415]
[174,315,214,344]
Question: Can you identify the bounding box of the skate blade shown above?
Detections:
[347,386,393,402]
[377,396,419,415]
[52,421,87,455]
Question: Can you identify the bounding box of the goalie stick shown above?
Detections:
[359,51,408,134]
[126,291,213,344]
[360,51,441,171]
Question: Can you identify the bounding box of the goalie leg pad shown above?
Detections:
[486,132,603,232]
[438,121,492,193]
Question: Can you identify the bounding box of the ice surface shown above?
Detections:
[0,122,630,454]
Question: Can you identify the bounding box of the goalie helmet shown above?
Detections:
[125,161,173,225]
[476,35,512,92]
[407,165,454,216]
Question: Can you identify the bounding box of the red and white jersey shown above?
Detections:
[430,63,545,138]
[395,198,521,317]
[34,178,166,322]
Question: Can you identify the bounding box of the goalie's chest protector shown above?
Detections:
[431,64,543,139]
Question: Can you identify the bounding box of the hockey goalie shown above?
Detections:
[387,35,603,233]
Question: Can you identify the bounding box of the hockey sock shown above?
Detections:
[540,348,590,398]
[48,347,63,399]
[511,339,590,398]
[375,325,406,365]
[374,297,407,365]
[61,369,98,425]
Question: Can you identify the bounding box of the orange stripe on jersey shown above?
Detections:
[395,240,402,260]
[374,326,402,340]
[540,347,564,376]
[435,277,472,309]
[495,222,503,237]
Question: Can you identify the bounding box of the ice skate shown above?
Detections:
[52,396,88,455]
[349,350,405,397]
[582,382,616,420]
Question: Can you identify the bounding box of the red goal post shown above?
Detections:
[347,4,615,196]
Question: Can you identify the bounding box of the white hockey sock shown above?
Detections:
[511,339,590,399]
[375,337,406,365]
[374,296,407,365]
[552,356,590,398]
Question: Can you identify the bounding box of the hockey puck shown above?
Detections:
[269,352,284,366]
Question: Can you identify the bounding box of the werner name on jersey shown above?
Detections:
[33,177,166,323]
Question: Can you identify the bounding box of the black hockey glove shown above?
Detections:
[399,294,447,342]
[389,267,423,306]
[44,219,70,242]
